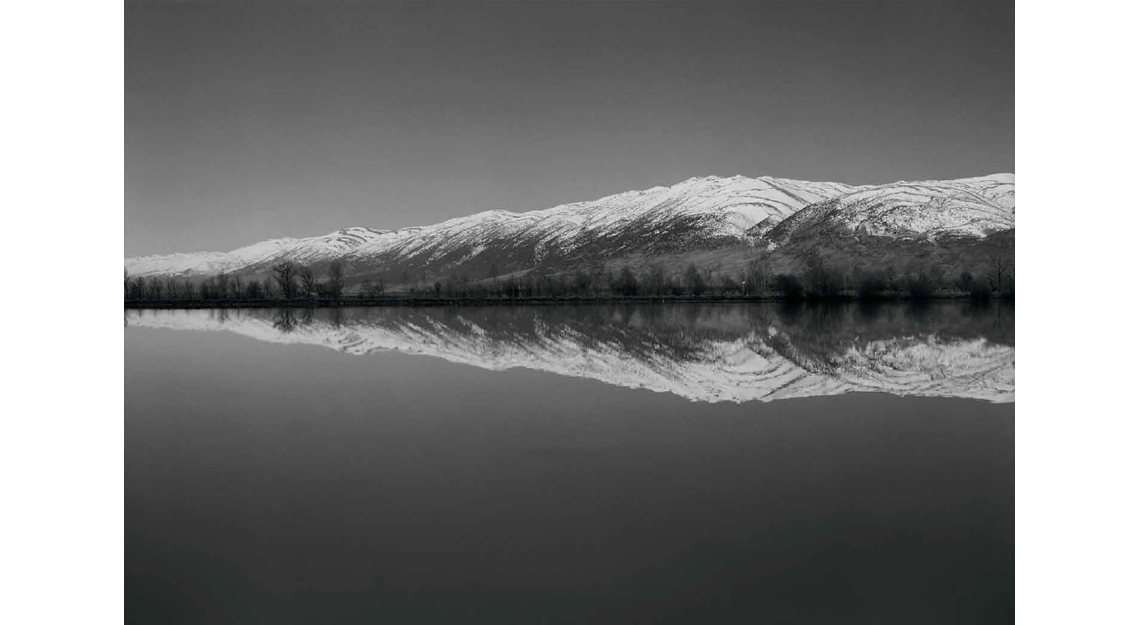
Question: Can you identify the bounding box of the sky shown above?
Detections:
[126,0,1014,256]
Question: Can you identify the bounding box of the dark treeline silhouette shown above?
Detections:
[126,253,1013,307]
[770,250,1014,302]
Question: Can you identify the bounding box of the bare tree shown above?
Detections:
[272,262,299,299]
[573,269,593,295]
[326,261,345,299]
[719,274,738,295]
[801,249,843,299]
[684,263,705,296]
[215,273,231,299]
[298,265,318,298]
[988,254,1012,294]
[643,264,666,296]
[611,266,639,296]
[130,276,146,300]
[148,277,164,300]
[745,257,770,295]
[957,271,974,292]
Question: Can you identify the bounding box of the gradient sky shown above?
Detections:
[126,0,1013,256]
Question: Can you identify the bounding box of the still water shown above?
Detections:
[126,302,1013,623]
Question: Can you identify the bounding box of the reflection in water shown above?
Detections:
[272,307,297,333]
[127,302,1014,403]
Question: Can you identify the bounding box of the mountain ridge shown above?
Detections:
[126,172,1014,282]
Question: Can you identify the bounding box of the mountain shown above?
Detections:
[764,173,1015,244]
[126,173,1013,283]
[124,227,391,278]
[126,306,1015,404]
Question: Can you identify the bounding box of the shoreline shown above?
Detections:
[125,292,1008,309]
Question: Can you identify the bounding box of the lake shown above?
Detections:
[125,302,1014,623]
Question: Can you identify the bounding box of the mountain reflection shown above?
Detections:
[127,302,1014,404]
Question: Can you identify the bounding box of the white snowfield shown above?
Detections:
[127,309,1014,404]
[125,173,1014,278]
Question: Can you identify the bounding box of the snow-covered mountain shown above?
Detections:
[125,227,391,277]
[126,173,1013,282]
[125,305,1015,404]
[764,173,1015,244]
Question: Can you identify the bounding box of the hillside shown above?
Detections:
[126,173,1013,285]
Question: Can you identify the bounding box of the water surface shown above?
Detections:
[126,302,1013,623]
[128,302,1014,404]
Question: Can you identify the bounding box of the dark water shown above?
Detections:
[126,302,1013,623]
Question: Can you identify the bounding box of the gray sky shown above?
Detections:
[126,0,1013,256]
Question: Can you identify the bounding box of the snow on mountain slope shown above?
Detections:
[764,174,1015,244]
[125,175,858,278]
[125,173,1014,280]
[126,227,391,277]
[941,173,1015,210]
[126,307,1014,404]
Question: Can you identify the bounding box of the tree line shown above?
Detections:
[775,250,1015,302]
[126,253,1013,303]
[402,252,1012,301]
[125,261,360,301]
